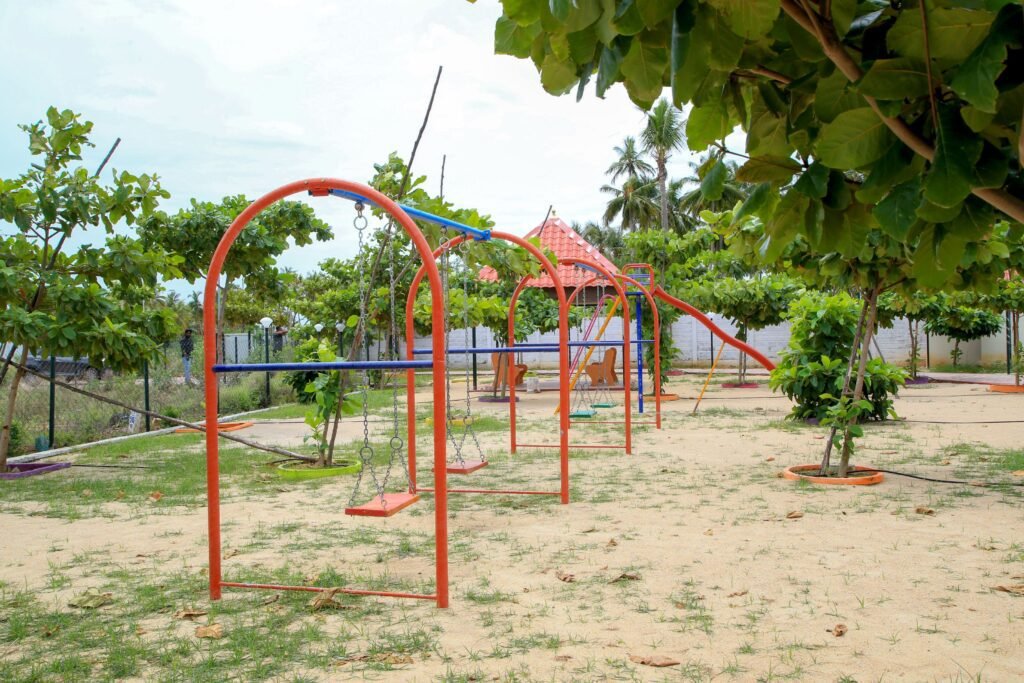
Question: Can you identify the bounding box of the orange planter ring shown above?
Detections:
[176,421,253,434]
[989,384,1024,393]
[782,464,885,486]
[656,393,680,401]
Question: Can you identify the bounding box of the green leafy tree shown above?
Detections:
[488,0,1024,267]
[987,277,1024,385]
[924,295,1004,367]
[601,174,658,231]
[0,108,181,471]
[678,154,751,225]
[640,98,686,231]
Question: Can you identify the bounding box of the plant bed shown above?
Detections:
[277,460,361,481]
[721,382,760,389]
[175,421,253,434]
[651,393,680,401]
[666,369,685,376]
[1,462,72,480]
[781,463,884,486]
[989,384,1024,393]
[478,395,519,403]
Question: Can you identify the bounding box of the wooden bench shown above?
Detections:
[585,347,617,386]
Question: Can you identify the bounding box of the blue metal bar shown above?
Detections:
[328,189,491,241]
[212,360,433,373]
[635,295,644,414]
[574,262,605,276]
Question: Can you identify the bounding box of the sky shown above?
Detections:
[0,0,743,293]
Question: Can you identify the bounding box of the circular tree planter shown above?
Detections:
[904,375,931,386]
[722,382,760,389]
[277,460,361,481]
[1,462,72,480]
[653,393,680,401]
[666,369,685,377]
[989,384,1024,393]
[782,464,884,486]
[478,395,519,403]
[175,421,253,434]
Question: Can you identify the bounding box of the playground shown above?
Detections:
[1,376,1022,681]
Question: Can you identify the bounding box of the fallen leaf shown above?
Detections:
[149,491,163,502]
[581,526,598,533]
[1011,470,1024,477]
[115,490,126,500]
[195,624,224,639]
[727,589,748,598]
[629,654,680,667]
[786,511,804,520]
[309,588,353,611]
[703,529,714,536]
[829,623,848,637]
[555,570,576,583]
[223,548,240,559]
[606,538,618,548]
[992,584,1024,596]
[68,588,113,609]
[174,609,208,621]
[915,506,935,516]
[80,489,93,498]
[610,572,641,583]
[554,654,572,662]
[940,460,951,466]
[42,625,60,638]
[260,594,280,606]
[765,456,775,462]
[134,625,146,636]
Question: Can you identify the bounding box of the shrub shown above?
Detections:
[770,292,906,421]
[283,337,323,403]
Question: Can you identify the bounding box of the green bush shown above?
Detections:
[770,293,906,421]
[283,337,323,403]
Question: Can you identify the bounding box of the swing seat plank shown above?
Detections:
[569,409,597,418]
[344,493,419,518]
[590,402,616,409]
[447,460,488,474]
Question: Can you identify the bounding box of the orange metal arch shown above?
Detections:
[404,231,571,504]
[203,178,450,607]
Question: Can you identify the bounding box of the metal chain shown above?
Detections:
[347,204,372,507]
[440,238,466,466]
[460,244,485,462]
[386,197,407,489]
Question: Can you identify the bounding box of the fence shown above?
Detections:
[1,332,298,458]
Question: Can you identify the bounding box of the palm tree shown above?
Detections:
[574,220,626,265]
[600,175,658,232]
[677,156,752,220]
[606,136,654,184]
[640,99,686,232]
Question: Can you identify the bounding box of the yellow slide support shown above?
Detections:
[555,297,622,414]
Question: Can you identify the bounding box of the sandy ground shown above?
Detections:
[2,379,1023,681]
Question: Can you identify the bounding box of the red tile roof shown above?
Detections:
[478,216,619,288]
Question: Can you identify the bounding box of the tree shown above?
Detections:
[600,174,658,231]
[489,1,1024,267]
[986,277,1024,385]
[606,136,653,183]
[575,220,626,265]
[640,98,685,231]
[0,107,180,472]
[924,295,1004,367]
[138,194,332,339]
[677,154,751,225]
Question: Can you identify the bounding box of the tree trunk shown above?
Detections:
[658,159,668,231]
[820,296,869,475]
[0,347,30,472]
[838,286,881,478]
[953,340,961,367]
[1014,312,1021,386]
[908,319,919,380]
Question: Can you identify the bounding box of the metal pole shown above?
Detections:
[338,330,344,357]
[471,326,478,390]
[635,294,644,414]
[48,355,56,448]
[264,328,271,407]
[925,331,931,368]
[234,336,239,365]
[143,360,151,432]
[1006,311,1013,374]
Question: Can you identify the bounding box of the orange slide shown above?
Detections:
[652,287,776,371]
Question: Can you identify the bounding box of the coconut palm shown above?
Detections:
[574,220,627,265]
[605,136,654,184]
[600,175,658,232]
[677,155,752,220]
[640,99,686,232]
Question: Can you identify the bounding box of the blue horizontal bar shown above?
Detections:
[328,189,491,241]
[575,262,605,275]
[212,360,433,373]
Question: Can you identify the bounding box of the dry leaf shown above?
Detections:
[629,654,680,668]
[1011,470,1024,477]
[727,589,748,598]
[554,655,573,662]
[606,538,618,548]
[195,623,224,639]
[829,623,848,637]
[134,625,146,636]
[703,529,714,536]
[260,594,280,606]
[80,489,93,498]
[786,511,804,520]
[223,548,240,559]
[555,570,576,583]
[149,491,163,502]
[68,588,113,609]
[581,526,598,533]
[42,625,60,638]
[915,506,935,516]
[115,490,126,500]
[610,572,641,583]
[309,588,353,611]
[940,460,951,466]
[174,609,208,621]
[992,584,1024,596]
[765,456,775,462]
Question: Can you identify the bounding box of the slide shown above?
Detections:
[652,286,776,371]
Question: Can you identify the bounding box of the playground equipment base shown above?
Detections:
[345,492,420,517]
[1,462,72,480]
[175,421,253,434]
[989,384,1024,393]
[477,395,519,403]
[781,464,884,486]
[447,460,488,474]
[904,376,932,385]
[277,460,362,481]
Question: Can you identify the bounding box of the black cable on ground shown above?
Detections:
[900,418,1024,424]
[856,467,1024,487]
[71,463,151,470]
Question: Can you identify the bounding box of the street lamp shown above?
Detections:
[314,323,324,333]
[259,317,273,406]
[707,314,715,362]
[335,322,345,356]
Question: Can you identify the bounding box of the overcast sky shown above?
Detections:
[0,0,741,289]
